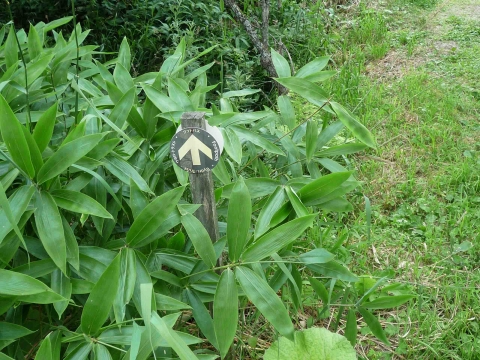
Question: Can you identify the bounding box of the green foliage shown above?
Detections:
[264,327,357,360]
[0,17,413,359]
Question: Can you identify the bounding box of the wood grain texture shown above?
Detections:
[181,112,220,246]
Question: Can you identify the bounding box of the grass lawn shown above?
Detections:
[328,0,480,358]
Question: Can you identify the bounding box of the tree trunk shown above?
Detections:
[224,0,288,95]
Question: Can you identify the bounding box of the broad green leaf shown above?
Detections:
[299,248,334,264]
[318,198,353,212]
[277,95,296,130]
[214,269,238,358]
[0,184,33,249]
[363,295,415,310]
[87,138,120,161]
[106,81,124,104]
[358,307,390,345]
[52,190,113,218]
[63,342,93,360]
[51,268,71,318]
[140,283,153,332]
[127,186,185,246]
[12,259,56,278]
[220,178,280,199]
[297,171,351,205]
[235,266,294,341]
[308,277,329,304]
[129,323,142,360]
[103,154,152,194]
[271,49,291,77]
[161,38,185,75]
[454,240,473,253]
[19,53,54,86]
[62,216,80,270]
[27,24,42,59]
[142,85,181,113]
[181,213,217,268]
[150,312,198,360]
[303,70,337,83]
[0,168,19,190]
[285,186,309,217]
[131,254,155,315]
[32,102,57,152]
[72,279,94,294]
[271,253,302,311]
[330,102,376,148]
[113,63,134,94]
[305,120,318,162]
[34,190,67,274]
[118,37,131,71]
[307,261,358,282]
[21,125,44,175]
[317,121,344,150]
[221,127,242,164]
[316,143,368,158]
[295,56,330,78]
[0,268,61,296]
[275,77,329,109]
[209,111,272,127]
[127,107,147,138]
[34,331,54,360]
[227,177,251,262]
[0,322,34,340]
[264,327,356,360]
[241,215,315,262]
[186,289,218,348]
[129,180,148,219]
[212,156,231,185]
[72,165,124,214]
[63,121,86,145]
[345,309,357,347]
[5,27,18,69]
[71,82,138,147]
[114,248,137,324]
[254,186,286,239]
[184,62,215,83]
[37,133,105,184]
[168,77,194,110]
[221,88,260,98]
[109,87,135,128]
[155,293,191,311]
[81,253,121,335]
[94,343,113,360]
[43,16,73,33]
[232,126,284,156]
[0,94,35,178]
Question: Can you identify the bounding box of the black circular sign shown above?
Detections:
[170,127,220,173]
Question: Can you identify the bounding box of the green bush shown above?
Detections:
[0,18,413,359]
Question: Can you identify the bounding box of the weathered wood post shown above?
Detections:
[171,112,234,358]
[179,112,220,256]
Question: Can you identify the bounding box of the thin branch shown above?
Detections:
[261,0,270,47]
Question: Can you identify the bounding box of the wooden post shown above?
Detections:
[180,112,234,360]
[180,112,220,247]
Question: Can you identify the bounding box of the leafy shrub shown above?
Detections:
[0,18,413,359]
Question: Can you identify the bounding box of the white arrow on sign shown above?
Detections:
[178,135,213,166]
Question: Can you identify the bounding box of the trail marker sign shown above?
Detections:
[170,127,220,173]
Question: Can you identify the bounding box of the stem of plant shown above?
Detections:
[6,1,32,132]
[71,0,80,123]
